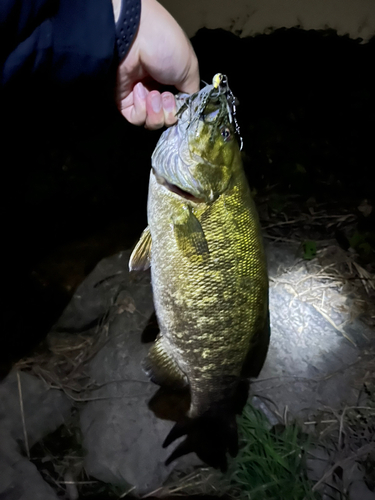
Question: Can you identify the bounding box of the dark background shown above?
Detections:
[1,27,374,375]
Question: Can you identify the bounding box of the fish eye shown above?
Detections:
[221,127,231,141]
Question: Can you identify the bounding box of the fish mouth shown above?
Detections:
[152,169,205,204]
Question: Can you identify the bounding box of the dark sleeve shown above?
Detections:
[0,0,117,90]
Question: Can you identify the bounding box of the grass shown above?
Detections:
[226,404,320,500]
[160,403,321,499]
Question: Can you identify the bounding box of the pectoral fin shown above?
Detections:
[173,206,209,259]
[129,226,152,271]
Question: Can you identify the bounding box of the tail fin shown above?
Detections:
[163,412,238,472]
[163,380,249,472]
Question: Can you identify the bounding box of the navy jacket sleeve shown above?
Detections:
[1,0,116,90]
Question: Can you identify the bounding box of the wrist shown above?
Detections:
[113,0,141,62]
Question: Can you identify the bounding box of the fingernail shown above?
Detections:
[162,94,176,113]
[136,82,147,99]
[151,93,162,113]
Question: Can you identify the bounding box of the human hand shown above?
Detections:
[115,0,200,129]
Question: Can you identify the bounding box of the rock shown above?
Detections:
[0,371,72,448]
[265,240,299,277]
[0,443,59,500]
[53,250,132,332]
[255,241,375,421]
[0,371,72,500]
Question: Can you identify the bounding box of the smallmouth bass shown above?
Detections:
[130,74,269,471]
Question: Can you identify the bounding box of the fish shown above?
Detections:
[129,74,270,471]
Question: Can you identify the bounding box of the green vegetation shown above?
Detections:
[302,240,317,260]
[228,405,320,500]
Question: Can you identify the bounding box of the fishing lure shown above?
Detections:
[177,74,243,150]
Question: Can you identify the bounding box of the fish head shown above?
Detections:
[185,102,240,202]
[151,74,243,204]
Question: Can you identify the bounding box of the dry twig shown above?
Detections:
[17,371,30,459]
[312,443,374,492]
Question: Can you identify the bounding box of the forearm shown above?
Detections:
[1,0,119,89]
[1,0,198,130]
